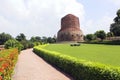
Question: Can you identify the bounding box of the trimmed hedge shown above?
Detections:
[83,40,120,45]
[0,48,18,80]
[33,46,120,80]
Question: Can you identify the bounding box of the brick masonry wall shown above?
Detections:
[57,14,84,42]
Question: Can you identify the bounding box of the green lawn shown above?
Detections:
[44,44,120,67]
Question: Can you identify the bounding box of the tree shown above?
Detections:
[47,37,56,43]
[20,40,29,49]
[106,32,114,37]
[27,41,34,48]
[16,33,26,42]
[95,30,106,41]
[16,33,26,49]
[0,32,12,45]
[110,23,120,36]
[30,36,42,46]
[42,36,48,44]
[30,37,36,42]
[16,33,33,49]
[35,36,41,42]
[30,36,56,44]
[110,9,120,36]
[30,36,41,42]
[85,34,95,41]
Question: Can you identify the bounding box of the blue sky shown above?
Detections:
[0,0,120,39]
[78,0,120,34]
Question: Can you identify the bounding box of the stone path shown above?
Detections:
[12,49,73,80]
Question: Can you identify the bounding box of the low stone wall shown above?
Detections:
[0,45,4,50]
[106,37,120,40]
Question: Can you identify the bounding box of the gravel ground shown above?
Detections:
[12,49,73,80]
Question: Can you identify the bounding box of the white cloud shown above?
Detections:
[82,16,113,34]
[0,15,20,35]
[110,0,120,6]
[0,0,84,39]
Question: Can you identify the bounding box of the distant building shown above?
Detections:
[57,14,84,42]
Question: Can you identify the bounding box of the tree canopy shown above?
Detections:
[110,9,120,36]
[106,32,114,37]
[16,33,26,41]
[85,34,95,41]
[95,30,106,41]
[0,32,12,45]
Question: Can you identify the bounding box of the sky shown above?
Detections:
[0,0,120,39]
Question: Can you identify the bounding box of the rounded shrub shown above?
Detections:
[4,39,23,51]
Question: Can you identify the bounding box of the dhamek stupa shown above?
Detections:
[57,14,84,42]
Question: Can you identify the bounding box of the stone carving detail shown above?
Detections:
[57,14,83,42]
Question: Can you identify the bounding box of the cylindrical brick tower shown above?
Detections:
[57,14,83,42]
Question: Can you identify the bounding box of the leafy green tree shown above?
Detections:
[30,36,42,46]
[30,36,56,44]
[5,39,23,51]
[16,33,26,42]
[35,36,41,42]
[16,33,32,49]
[106,32,114,37]
[27,41,34,48]
[110,23,120,36]
[42,36,48,44]
[85,34,95,41]
[0,32,12,45]
[47,37,56,43]
[30,37,36,42]
[110,9,120,36]
[30,36,41,42]
[20,40,34,49]
[20,40,29,49]
[95,30,106,41]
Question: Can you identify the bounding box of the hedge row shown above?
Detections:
[0,48,18,80]
[83,40,120,45]
[33,46,120,80]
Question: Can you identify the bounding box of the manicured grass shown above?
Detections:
[44,44,120,67]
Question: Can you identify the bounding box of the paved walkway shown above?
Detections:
[12,49,73,80]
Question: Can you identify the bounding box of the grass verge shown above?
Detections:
[34,45,120,80]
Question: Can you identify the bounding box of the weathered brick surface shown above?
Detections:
[57,14,84,42]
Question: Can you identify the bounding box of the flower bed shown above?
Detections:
[0,48,18,80]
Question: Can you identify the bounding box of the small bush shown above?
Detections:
[27,41,34,48]
[33,46,120,80]
[4,39,23,51]
[70,43,80,46]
